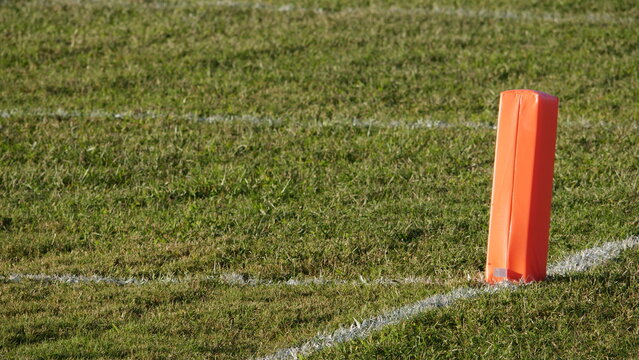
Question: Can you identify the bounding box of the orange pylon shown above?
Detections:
[485,90,559,283]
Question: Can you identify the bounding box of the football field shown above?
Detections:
[1,0,638,358]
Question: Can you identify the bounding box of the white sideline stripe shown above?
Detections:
[0,272,465,287]
[219,273,466,286]
[3,108,637,130]
[258,235,639,360]
[0,108,496,130]
[8,0,636,25]
[4,236,637,288]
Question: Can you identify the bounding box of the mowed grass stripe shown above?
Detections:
[1,1,637,122]
[0,113,494,280]
[1,114,637,279]
[0,279,454,359]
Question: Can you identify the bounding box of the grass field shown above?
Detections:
[1,0,638,358]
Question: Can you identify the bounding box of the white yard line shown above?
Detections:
[1,273,150,286]
[258,235,639,360]
[4,236,637,290]
[2,108,637,130]
[0,108,496,129]
[0,272,466,287]
[404,5,637,25]
[218,273,468,286]
[6,0,636,25]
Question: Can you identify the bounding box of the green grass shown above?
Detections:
[2,0,638,122]
[313,250,639,359]
[1,281,459,359]
[1,0,638,358]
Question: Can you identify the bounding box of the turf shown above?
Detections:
[1,281,460,359]
[1,0,638,359]
[312,250,639,359]
[2,0,638,122]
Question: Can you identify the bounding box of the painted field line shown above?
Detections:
[402,6,637,25]
[0,272,467,287]
[5,235,636,289]
[258,235,639,360]
[9,0,636,25]
[546,235,639,276]
[0,108,495,130]
[2,108,637,130]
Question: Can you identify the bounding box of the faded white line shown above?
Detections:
[409,5,637,25]
[5,0,636,25]
[6,235,637,289]
[0,108,496,130]
[258,235,639,360]
[0,272,468,287]
[3,108,637,130]
[1,273,150,286]
[219,273,469,286]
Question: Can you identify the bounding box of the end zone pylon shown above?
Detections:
[485,90,559,283]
